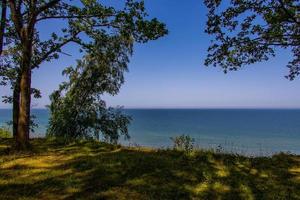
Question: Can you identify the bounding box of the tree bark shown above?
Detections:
[12,75,20,138]
[16,35,32,149]
[16,66,31,148]
[0,0,6,55]
[7,1,37,149]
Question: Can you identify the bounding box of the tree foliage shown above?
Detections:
[47,40,133,142]
[204,0,300,79]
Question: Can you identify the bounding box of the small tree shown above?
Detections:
[47,44,132,143]
[204,0,299,79]
[0,0,167,149]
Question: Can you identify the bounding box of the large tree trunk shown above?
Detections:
[16,67,31,148]
[16,37,32,149]
[8,1,36,149]
[0,0,6,55]
[12,76,20,138]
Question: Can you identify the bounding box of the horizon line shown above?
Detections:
[2,107,300,110]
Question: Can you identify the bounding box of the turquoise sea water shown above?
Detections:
[1,109,300,156]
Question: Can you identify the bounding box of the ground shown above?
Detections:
[0,138,300,200]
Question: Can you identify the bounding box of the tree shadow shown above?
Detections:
[0,139,300,200]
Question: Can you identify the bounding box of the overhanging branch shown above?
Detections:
[36,13,116,22]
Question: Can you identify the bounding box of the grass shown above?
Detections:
[0,138,300,199]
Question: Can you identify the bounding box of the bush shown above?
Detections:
[0,127,12,138]
[170,134,195,153]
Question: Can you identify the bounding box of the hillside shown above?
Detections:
[0,138,300,200]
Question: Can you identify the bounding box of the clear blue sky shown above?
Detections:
[1,0,300,109]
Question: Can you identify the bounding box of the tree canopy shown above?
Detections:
[204,0,299,79]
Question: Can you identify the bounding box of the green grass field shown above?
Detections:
[0,138,300,200]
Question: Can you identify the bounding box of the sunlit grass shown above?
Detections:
[0,138,300,199]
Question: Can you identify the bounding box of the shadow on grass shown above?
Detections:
[0,138,300,200]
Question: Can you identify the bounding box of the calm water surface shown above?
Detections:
[1,109,300,156]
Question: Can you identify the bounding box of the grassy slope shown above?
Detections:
[0,138,300,200]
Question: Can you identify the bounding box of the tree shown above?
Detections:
[0,0,167,149]
[47,49,132,143]
[204,0,299,79]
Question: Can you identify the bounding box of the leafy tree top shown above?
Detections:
[204,0,299,79]
[1,0,167,72]
[1,0,167,103]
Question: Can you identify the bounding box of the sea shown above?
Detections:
[1,108,300,156]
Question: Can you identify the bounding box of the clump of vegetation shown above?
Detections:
[0,127,11,138]
[170,134,195,153]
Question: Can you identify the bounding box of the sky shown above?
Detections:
[1,0,300,109]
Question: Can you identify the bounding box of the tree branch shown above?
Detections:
[278,0,300,25]
[36,0,60,16]
[36,13,116,22]
[32,31,81,68]
[27,0,37,39]
[8,0,23,37]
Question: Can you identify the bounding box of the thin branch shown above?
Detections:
[32,31,81,68]
[36,13,116,22]
[60,51,72,56]
[234,37,299,47]
[36,0,60,16]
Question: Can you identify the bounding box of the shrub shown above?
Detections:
[170,134,195,153]
[0,127,12,138]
